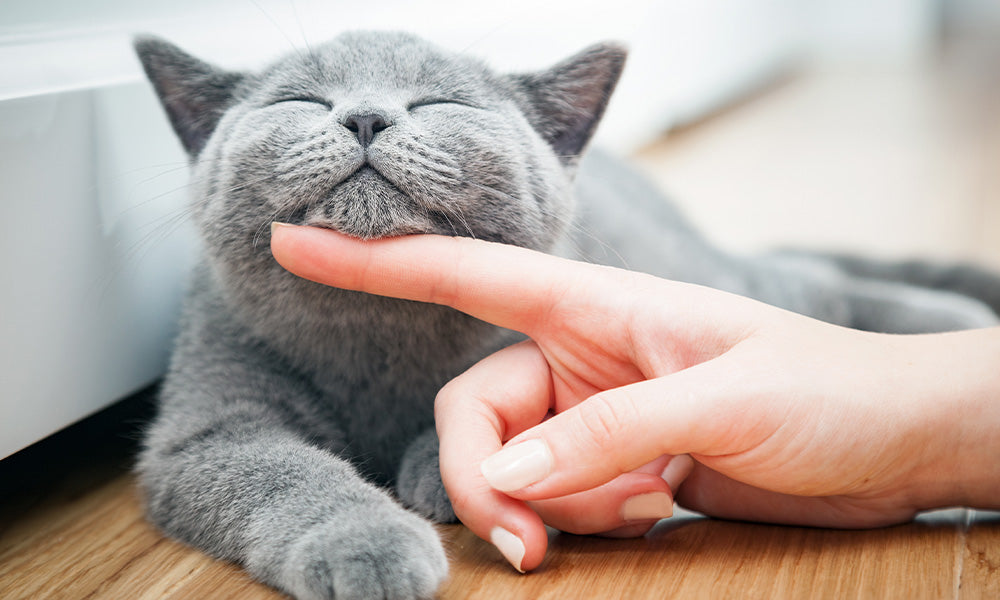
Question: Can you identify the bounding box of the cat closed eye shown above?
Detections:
[273,97,333,109]
[407,99,477,111]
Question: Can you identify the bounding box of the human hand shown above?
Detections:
[271,224,1000,572]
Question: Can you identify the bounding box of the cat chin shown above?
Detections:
[302,167,431,239]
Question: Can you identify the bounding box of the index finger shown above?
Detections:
[270,223,615,336]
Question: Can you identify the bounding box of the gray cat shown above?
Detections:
[134,31,999,600]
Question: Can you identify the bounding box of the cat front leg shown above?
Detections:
[396,427,457,523]
[139,398,447,600]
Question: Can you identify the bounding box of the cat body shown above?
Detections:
[135,31,999,600]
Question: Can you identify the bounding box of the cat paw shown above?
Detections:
[281,504,448,600]
[396,430,457,523]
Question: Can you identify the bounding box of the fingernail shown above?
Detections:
[480,439,553,492]
[661,454,695,491]
[490,526,526,573]
[271,221,291,235]
[621,492,673,521]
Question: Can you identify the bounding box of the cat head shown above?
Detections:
[135,30,625,263]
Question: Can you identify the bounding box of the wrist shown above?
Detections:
[899,328,1000,511]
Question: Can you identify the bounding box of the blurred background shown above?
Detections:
[1,0,998,458]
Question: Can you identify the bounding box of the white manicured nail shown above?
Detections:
[661,454,695,491]
[490,526,526,573]
[621,492,674,521]
[480,439,553,492]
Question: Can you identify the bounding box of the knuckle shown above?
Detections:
[447,486,475,518]
[573,391,635,455]
[434,380,459,415]
[426,236,467,307]
[444,475,496,526]
[434,377,475,426]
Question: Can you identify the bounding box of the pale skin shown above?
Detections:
[271,223,1000,572]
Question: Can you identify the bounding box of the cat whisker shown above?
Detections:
[564,219,632,270]
[92,203,198,301]
[407,153,462,179]
[252,198,298,250]
[115,161,193,180]
[214,168,291,197]
[456,178,523,205]
[247,0,307,59]
[435,204,477,240]
[286,0,314,57]
[101,179,201,232]
[434,210,460,236]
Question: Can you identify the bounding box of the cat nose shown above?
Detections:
[343,113,389,147]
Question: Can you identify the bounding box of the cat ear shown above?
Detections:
[134,35,245,157]
[509,43,627,163]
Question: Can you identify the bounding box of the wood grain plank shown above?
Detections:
[960,510,1000,599]
[439,511,967,599]
[2,470,979,600]
[0,473,284,600]
[0,477,159,600]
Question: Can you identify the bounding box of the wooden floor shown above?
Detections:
[1,393,998,599]
[4,34,1000,600]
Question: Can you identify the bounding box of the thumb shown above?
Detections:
[479,356,751,500]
